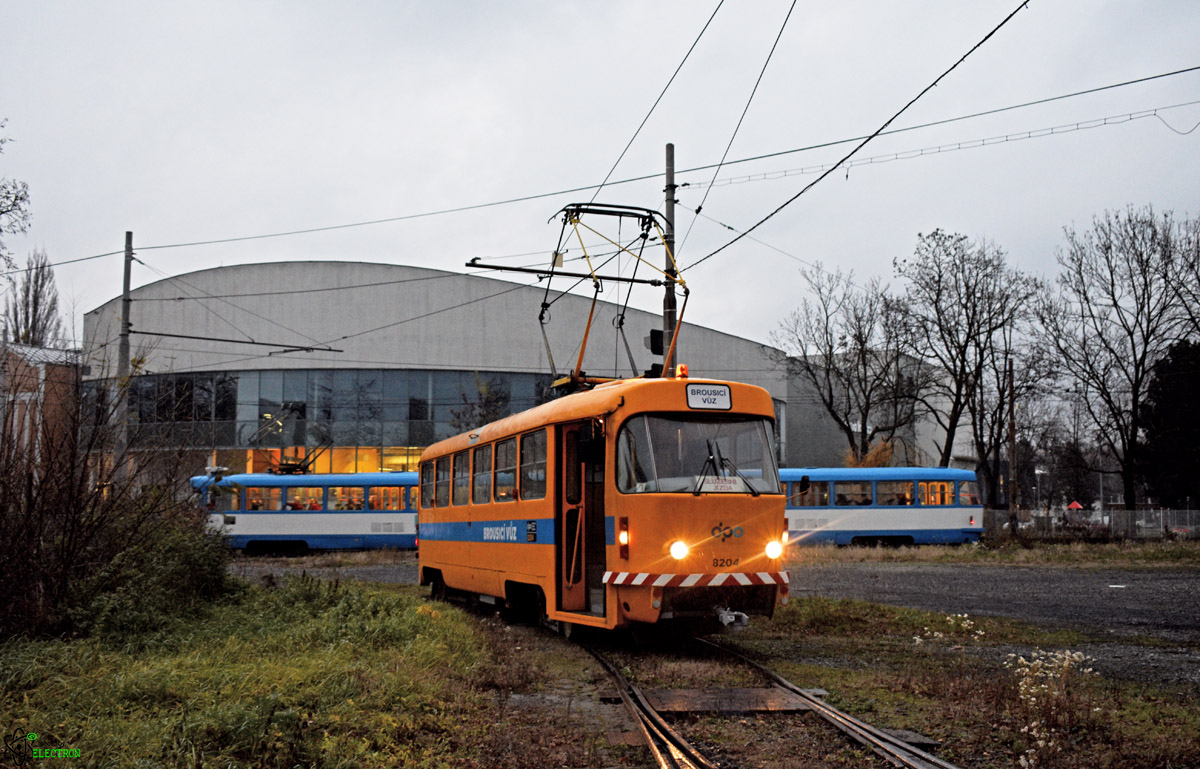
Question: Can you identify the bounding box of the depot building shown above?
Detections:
[82,261,922,475]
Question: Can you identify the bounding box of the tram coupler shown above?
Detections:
[716,607,749,629]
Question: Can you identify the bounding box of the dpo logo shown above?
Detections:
[711,523,744,542]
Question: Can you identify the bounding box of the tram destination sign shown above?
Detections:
[686,383,731,410]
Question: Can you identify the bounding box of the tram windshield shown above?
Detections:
[617,414,780,494]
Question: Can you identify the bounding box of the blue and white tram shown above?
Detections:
[191,471,419,552]
[779,467,983,546]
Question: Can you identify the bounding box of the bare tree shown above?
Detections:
[5,248,65,347]
[0,119,31,270]
[963,264,1046,508]
[1163,212,1200,336]
[0,348,229,638]
[1037,206,1189,510]
[773,266,918,465]
[895,232,1038,468]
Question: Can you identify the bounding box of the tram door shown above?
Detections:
[557,421,606,615]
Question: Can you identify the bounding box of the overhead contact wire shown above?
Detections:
[588,0,724,204]
[679,0,797,254]
[687,0,1034,272]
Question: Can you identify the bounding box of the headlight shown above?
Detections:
[765,540,783,560]
[669,540,689,560]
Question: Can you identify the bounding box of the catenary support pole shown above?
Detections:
[114,231,132,482]
[1007,359,1017,532]
[663,143,677,369]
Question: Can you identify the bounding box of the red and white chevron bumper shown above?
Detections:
[602,571,790,588]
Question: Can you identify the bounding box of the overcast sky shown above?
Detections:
[3,1,1198,352]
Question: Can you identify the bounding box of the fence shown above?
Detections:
[1104,509,1200,540]
[983,508,1200,541]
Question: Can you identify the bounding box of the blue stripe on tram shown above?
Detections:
[419,518,557,545]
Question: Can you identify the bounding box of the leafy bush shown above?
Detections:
[70,514,238,640]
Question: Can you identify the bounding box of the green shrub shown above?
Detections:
[71,520,239,641]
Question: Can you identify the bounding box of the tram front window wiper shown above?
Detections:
[693,440,760,496]
[692,440,719,496]
[719,453,761,496]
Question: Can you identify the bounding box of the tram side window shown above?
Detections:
[876,480,914,506]
[435,456,451,507]
[472,445,492,504]
[494,438,517,502]
[209,487,240,512]
[790,481,830,507]
[286,487,324,510]
[420,463,434,508]
[520,430,547,500]
[329,486,366,510]
[245,487,283,511]
[919,481,952,506]
[452,451,470,505]
[833,481,872,506]
[370,487,404,510]
[957,480,982,506]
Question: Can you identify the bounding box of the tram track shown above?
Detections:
[582,635,964,769]
[697,639,962,769]
[584,644,718,769]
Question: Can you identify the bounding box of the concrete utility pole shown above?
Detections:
[663,143,677,349]
[114,231,133,480]
[1007,359,1018,529]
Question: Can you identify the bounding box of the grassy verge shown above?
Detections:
[0,576,624,769]
[230,548,416,571]
[6,570,1196,768]
[728,596,1200,769]
[786,539,1200,568]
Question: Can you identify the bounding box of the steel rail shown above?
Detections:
[698,639,964,769]
[582,643,718,769]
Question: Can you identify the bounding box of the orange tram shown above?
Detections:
[417,372,789,632]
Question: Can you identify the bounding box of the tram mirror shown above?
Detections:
[797,475,811,494]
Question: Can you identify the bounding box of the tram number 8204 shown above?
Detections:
[713,557,740,568]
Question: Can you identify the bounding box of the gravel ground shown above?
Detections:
[228,556,1200,691]
[790,563,1200,691]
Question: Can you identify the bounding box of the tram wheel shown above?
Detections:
[430,575,447,602]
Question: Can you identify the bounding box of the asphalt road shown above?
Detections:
[789,563,1200,645]
[788,562,1200,691]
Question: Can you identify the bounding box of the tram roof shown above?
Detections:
[779,467,977,482]
[423,376,776,460]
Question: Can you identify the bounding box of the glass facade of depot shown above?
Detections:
[122,368,555,474]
